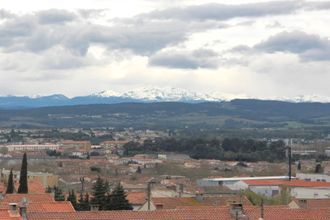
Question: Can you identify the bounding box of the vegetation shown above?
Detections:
[108,183,133,210]
[17,153,28,193]
[91,176,109,210]
[54,187,65,201]
[6,169,14,194]
[124,138,286,162]
[245,189,291,205]
[67,190,78,210]
[3,101,330,139]
[90,177,132,211]
[77,193,90,211]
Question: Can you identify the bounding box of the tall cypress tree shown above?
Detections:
[17,152,28,193]
[109,183,132,210]
[6,169,14,194]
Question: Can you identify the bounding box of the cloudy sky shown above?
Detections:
[1,0,330,99]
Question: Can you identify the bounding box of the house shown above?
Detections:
[60,140,91,152]
[239,179,330,199]
[5,144,60,152]
[197,176,292,188]
[0,169,59,188]
[296,173,330,182]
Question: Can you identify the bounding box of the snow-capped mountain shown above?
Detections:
[1,87,330,109]
[95,87,223,102]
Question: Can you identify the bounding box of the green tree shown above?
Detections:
[67,190,78,209]
[297,161,301,171]
[45,186,52,193]
[54,187,65,201]
[6,169,14,194]
[91,176,107,210]
[315,163,323,173]
[17,153,28,194]
[78,192,90,211]
[136,166,142,174]
[108,183,132,210]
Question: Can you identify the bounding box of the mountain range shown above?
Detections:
[1,87,330,109]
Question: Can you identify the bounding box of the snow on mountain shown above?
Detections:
[95,87,330,103]
[95,87,224,102]
[280,95,330,103]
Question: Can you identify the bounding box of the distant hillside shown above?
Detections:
[1,87,330,109]
[2,100,330,138]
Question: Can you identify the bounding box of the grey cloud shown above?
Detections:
[37,9,77,24]
[143,1,318,21]
[149,49,219,69]
[0,9,15,19]
[254,31,330,61]
[0,11,220,56]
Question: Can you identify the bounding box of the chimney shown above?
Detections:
[229,203,248,220]
[287,146,292,181]
[298,199,307,209]
[8,203,20,217]
[177,184,184,198]
[196,193,204,202]
[19,197,29,220]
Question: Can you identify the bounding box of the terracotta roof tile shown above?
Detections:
[127,192,146,205]
[27,207,231,220]
[245,206,330,220]
[0,194,54,205]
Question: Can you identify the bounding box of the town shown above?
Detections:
[1,128,330,219]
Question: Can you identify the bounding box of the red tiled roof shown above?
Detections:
[244,179,330,188]
[127,192,146,205]
[13,180,45,194]
[245,206,330,220]
[152,195,251,209]
[0,209,22,220]
[27,207,232,220]
[26,202,75,213]
[293,198,330,209]
[0,193,54,205]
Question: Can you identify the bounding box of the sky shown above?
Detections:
[0,0,330,99]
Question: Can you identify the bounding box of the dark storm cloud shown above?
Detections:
[149,49,219,69]
[254,31,330,61]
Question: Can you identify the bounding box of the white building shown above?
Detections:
[197,176,292,188]
[5,144,60,152]
[296,173,330,182]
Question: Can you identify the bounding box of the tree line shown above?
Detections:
[123,138,286,162]
[51,176,132,211]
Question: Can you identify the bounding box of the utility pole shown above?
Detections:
[287,146,292,181]
[80,177,85,194]
[147,179,156,211]
[260,198,264,219]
